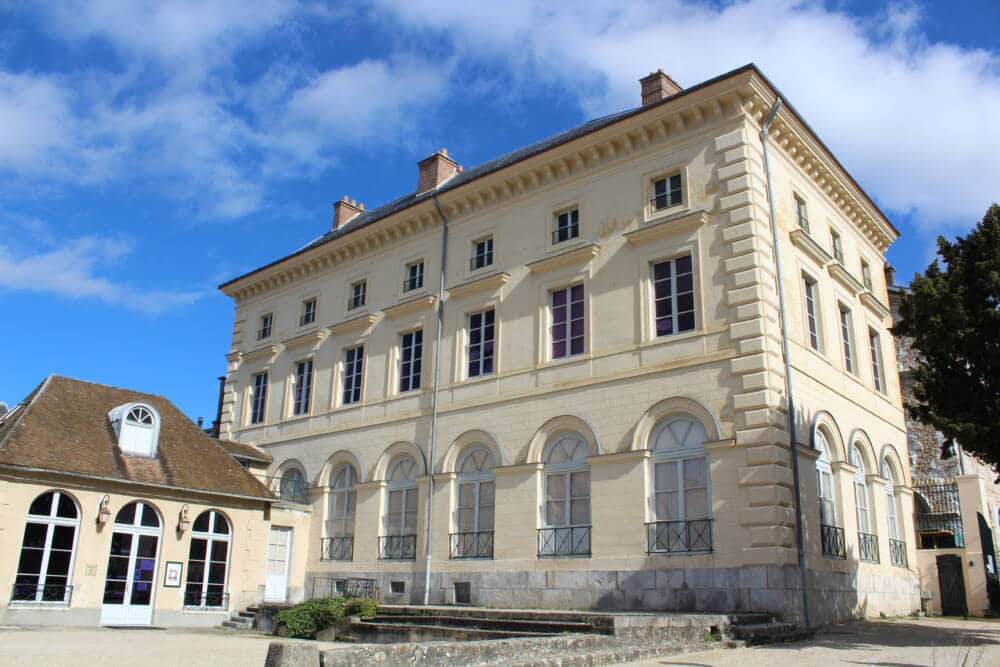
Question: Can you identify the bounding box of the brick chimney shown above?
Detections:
[884,263,896,288]
[417,149,461,194]
[639,69,683,106]
[332,196,364,230]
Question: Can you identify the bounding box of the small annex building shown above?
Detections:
[0,374,278,627]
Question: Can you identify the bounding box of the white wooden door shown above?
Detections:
[100,502,161,626]
[265,527,291,601]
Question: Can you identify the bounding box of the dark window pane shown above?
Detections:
[552,290,566,308]
[571,284,583,301]
[110,532,133,556]
[677,293,694,312]
[657,318,674,336]
[140,504,159,527]
[570,319,584,337]
[653,262,670,281]
[208,562,227,584]
[215,515,229,535]
[17,548,44,575]
[116,503,136,525]
[45,550,71,576]
[553,341,566,358]
[105,555,130,580]
[193,512,210,532]
[21,522,48,548]
[187,560,205,584]
[103,580,126,604]
[570,337,584,355]
[29,493,54,517]
[130,581,152,605]
[56,494,77,519]
[210,541,228,562]
[189,538,207,561]
[137,535,158,558]
[676,273,693,292]
[51,525,75,550]
[678,312,695,332]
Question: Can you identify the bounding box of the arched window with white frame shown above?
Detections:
[275,465,309,504]
[324,464,356,561]
[648,416,712,553]
[382,455,418,560]
[451,447,495,559]
[852,443,879,563]
[539,433,591,557]
[108,402,161,457]
[882,456,908,567]
[815,429,845,558]
[184,510,230,608]
[13,491,79,604]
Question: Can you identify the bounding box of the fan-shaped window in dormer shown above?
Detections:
[127,407,154,426]
[108,403,160,457]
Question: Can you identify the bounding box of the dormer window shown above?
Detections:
[108,402,161,457]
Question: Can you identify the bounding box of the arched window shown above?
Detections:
[452,447,495,559]
[101,501,162,625]
[648,416,711,553]
[184,510,230,608]
[278,467,308,503]
[851,444,879,562]
[127,406,155,425]
[13,491,79,604]
[382,455,418,560]
[325,465,357,561]
[540,433,591,557]
[881,458,900,540]
[815,429,837,526]
[108,402,160,457]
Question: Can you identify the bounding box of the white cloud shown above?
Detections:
[0,237,202,313]
[375,0,1000,231]
[0,72,78,175]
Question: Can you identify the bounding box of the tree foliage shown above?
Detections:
[895,204,1000,473]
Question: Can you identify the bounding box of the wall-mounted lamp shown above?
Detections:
[177,504,191,533]
[96,495,111,526]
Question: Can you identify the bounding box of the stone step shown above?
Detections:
[236,610,256,619]
[221,620,251,630]
[732,622,814,645]
[496,640,708,667]
[377,605,616,633]
[346,620,561,643]
[371,613,595,634]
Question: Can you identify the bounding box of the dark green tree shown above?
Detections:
[896,204,1000,473]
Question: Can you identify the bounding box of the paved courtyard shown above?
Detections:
[0,617,997,666]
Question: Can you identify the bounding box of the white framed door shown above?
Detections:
[100,501,162,626]
[265,527,292,601]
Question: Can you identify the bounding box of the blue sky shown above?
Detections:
[2,1,998,420]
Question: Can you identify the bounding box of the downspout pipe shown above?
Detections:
[760,97,811,627]
[423,194,450,605]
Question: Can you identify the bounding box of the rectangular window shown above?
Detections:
[652,174,682,210]
[292,359,313,416]
[553,209,579,244]
[471,237,493,271]
[342,346,364,405]
[300,298,316,326]
[399,330,423,393]
[250,372,268,424]
[839,304,855,373]
[869,328,885,393]
[795,195,810,233]
[257,313,273,340]
[830,229,843,263]
[861,259,873,291]
[651,255,696,337]
[348,280,366,310]
[467,309,495,378]
[403,261,424,292]
[551,284,584,359]
[803,276,820,351]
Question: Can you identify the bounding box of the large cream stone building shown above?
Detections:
[218,64,920,624]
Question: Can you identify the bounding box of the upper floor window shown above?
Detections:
[108,402,160,457]
[348,280,367,310]
[652,174,683,211]
[399,330,423,393]
[551,284,584,359]
[468,309,495,378]
[860,259,873,291]
[839,304,855,374]
[342,346,364,405]
[652,255,695,337]
[300,298,317,326]
[471,237,493,271]
[250,372,268,424]
[292,359,314,416]
[794,195,809,233]
[403,260,424,292]
[553,209,579,244]
[869,328,885,393]
[13,491,79,604]
[279,468,308,502]
[257,312,273,340]
[803,275,821,351]
[830,229,844,263]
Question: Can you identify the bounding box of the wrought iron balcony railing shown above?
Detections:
[182,591,229,608]
[858,531,880,563]
[821,524,847,559]
[450,531,494,559]
[538,525,591,558]
[551,228,579,245]
[10,582,73,605]
[321,536,354,562]
[646,519,713,554]
[263,476,311,503]
[379,534,417,561]
[889,538,908,567]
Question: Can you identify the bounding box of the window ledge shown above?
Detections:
[643,203,689,225]
[242,344,281,364]
[329,312,377,335]
[447,271,510,300]
[789,229,833,267]
[539,352,592,369]
[828,261,865,295]
[282,329,327,351]
[638,327,706,349]
[625,210,708,245]
[383,294,436,320]
[527,243,600,274]
[859,290,890,319]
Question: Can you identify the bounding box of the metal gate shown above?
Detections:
[977,512,1000,614]
[936,554,968,616]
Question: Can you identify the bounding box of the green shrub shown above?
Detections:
[273,596,377,639]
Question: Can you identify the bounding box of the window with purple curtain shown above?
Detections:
[551,284,584,359]
[652,255,695,337]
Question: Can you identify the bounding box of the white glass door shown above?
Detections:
[100,502,161,626]
[265,527,292,601]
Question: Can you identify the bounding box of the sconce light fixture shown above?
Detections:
[96,495,111,526]
[178,504,191,533]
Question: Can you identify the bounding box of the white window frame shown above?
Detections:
[403,260,425,293]
[869,327,885,393]
[552,208,580,245]
[861,258,873,291]
[327,464,357,539]
[249,371,268,425]
[549,283,585,360]
[12,491,79,605]
[257,312,273,340]
[398,330,423,393]
[300,298,317,327]
[803,274,822,351]
[291,358,313,416]
[348,280,367,311]
[830,227,844,263]
[184,510,231,609]
[650,254,696,339]
[851,446,872,535]
[881,459,900,541]
[385,457,419,538]
[542,434,591,530]
[794,193,810,234]
[470,236,494,271]
[815,430,838,527]
[341,345,364,405]
[839,303,855,374]
[454,447,496,535]
[466,308,495,379]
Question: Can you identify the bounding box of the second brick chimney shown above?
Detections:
[417,149,461,194]
[333,196,364,230]
[639,69,683,106]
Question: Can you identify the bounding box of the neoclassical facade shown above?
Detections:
[219,64,919,624]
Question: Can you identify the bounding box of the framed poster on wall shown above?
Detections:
[163,561,183,588]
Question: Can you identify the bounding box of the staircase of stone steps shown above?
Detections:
[220,605,258,631]
[727,612,814,645]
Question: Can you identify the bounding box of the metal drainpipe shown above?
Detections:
[760,97,811,627]
[422,194,450,605]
